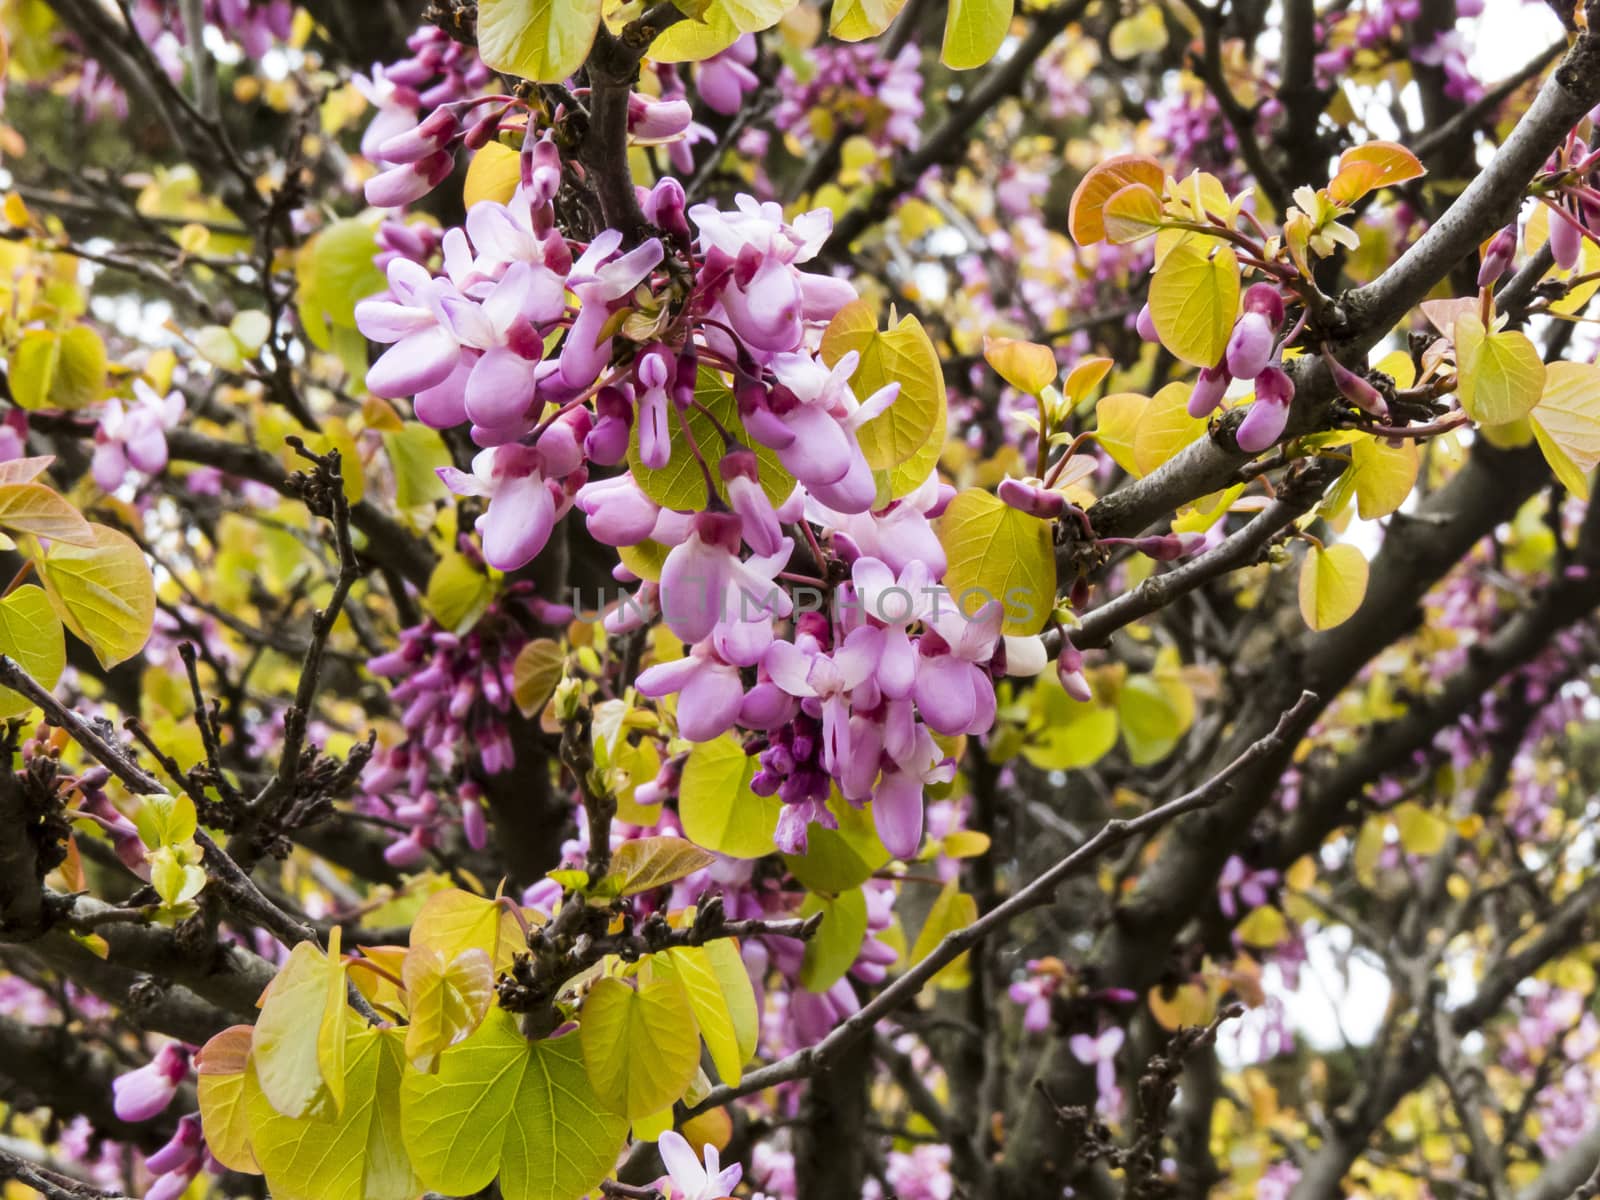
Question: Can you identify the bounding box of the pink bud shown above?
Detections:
[1240,283,1285,326]
[998,477,1066,519]
[1226,312,1275,380]
[1237,366,1295,452]
[1188,365,1231,417]
[1477,224,1517,288]
[1322,350,1388,419]
[1135,303,1158,342]
[1550,205,1584,271]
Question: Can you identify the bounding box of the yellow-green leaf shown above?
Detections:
[475,0,602,83]
[403,946,495,1074]
[941,0,1012,69]
[195,1026,259,1175]
[0,585,64,720]
[248,1026,421,1200]
[1108,5,1168,60]
[678,734,783,858]
[936,487,1056,635]
[908,880,977,989]
[1149,241,1240,369]
[648,5,741,61]
[702,937,759,1063]
[512,638,564,717]
[0,483,94,545]
[10,325,107,410]
[1297,542,1368,631]
[1094,392,1148,475]
[1530,361,1600,500]
[411,888,526,974]
[1101,182,1165,244]
[831,0,907,39]
[1349,435,1418,520]
[252,930,348,1121]
[579,974,700,1117]
[1117,673,1184,766]
[403,1012,629,1200]
[384,425,452,509]
[1133,381,1207,478]
[821,301,948,472]
[1454,313,1545,427]
[1393,800,1450,856]
[37,522,155,669]
[424,550,491,634]
[656,944,752,1085]
[797,887,868,993]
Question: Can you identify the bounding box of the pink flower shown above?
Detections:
[92,381,183,491]
[657,1129,743,1200]
[112,1042,188,1122]
[658,511,792,646]
[436,444,557,571]
[636,644,747,743]
[914,600,1003,736]
[765,625,882,772]
[1068,1026,1125,1119]
[695,36,759,116]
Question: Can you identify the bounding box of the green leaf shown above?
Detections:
[37,522,155,668]
[783,792,891,893]
[475,0,602,83]
[1149,240,1240,369]
[133,792,197,849]
[797,887,868,993]
[0,585,64,720]
[248,1026,421,1200]
[936,487,1056,635]
[252,930,348,1121]
[1530,361,1600,500]
[820,301,947,474]
[10,325,107,410]
[1454,313,1545,427]
[403,946,495,1074]
[404,1012,629,1200]
[1297,542,1368,631]
[579,973,701,1117]
[678,735,783,858]
[629,368,794,511]
[603,837,716,896]
[1108,4,1168,58]
[941,0,1012,69]
[908,880,977,989]
[424,551,491,634]
[194,324,247,372]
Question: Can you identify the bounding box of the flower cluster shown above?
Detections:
[773,42,924,154]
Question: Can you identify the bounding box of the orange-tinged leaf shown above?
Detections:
[0,483,95,546]
[195,1026,260,1175]
[403,946,495,1073]
[1327,141,1425,204]
[1068,155,1165,247]
[982,336,1057,395]
[1063,357,1114,407]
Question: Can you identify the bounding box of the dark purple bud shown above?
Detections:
[1322,350,1388,419]
[1477,224,1517,288]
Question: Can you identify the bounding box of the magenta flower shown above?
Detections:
[658,511,792,646]
[914,600,1004,736]
[695,35,759,115]
[765,624,882,772]
[636,644,747,743]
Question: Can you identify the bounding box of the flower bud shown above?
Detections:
[1188,364,1231,418]
[1322,350,1388,419]
[376,105,459,164]
[1226,311,1276,380]
[1477,224,1517,288]
[998,477,1067,519]
[1550,205,1584,271]
[627,95,694,143]
[1057,637,1092,703]
[365,150,454,208]
[1135,302,1158,343]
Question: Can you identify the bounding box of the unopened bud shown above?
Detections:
[998,477,1066,519]
[1477,224,1517,288]
[1322,349,1388,419]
